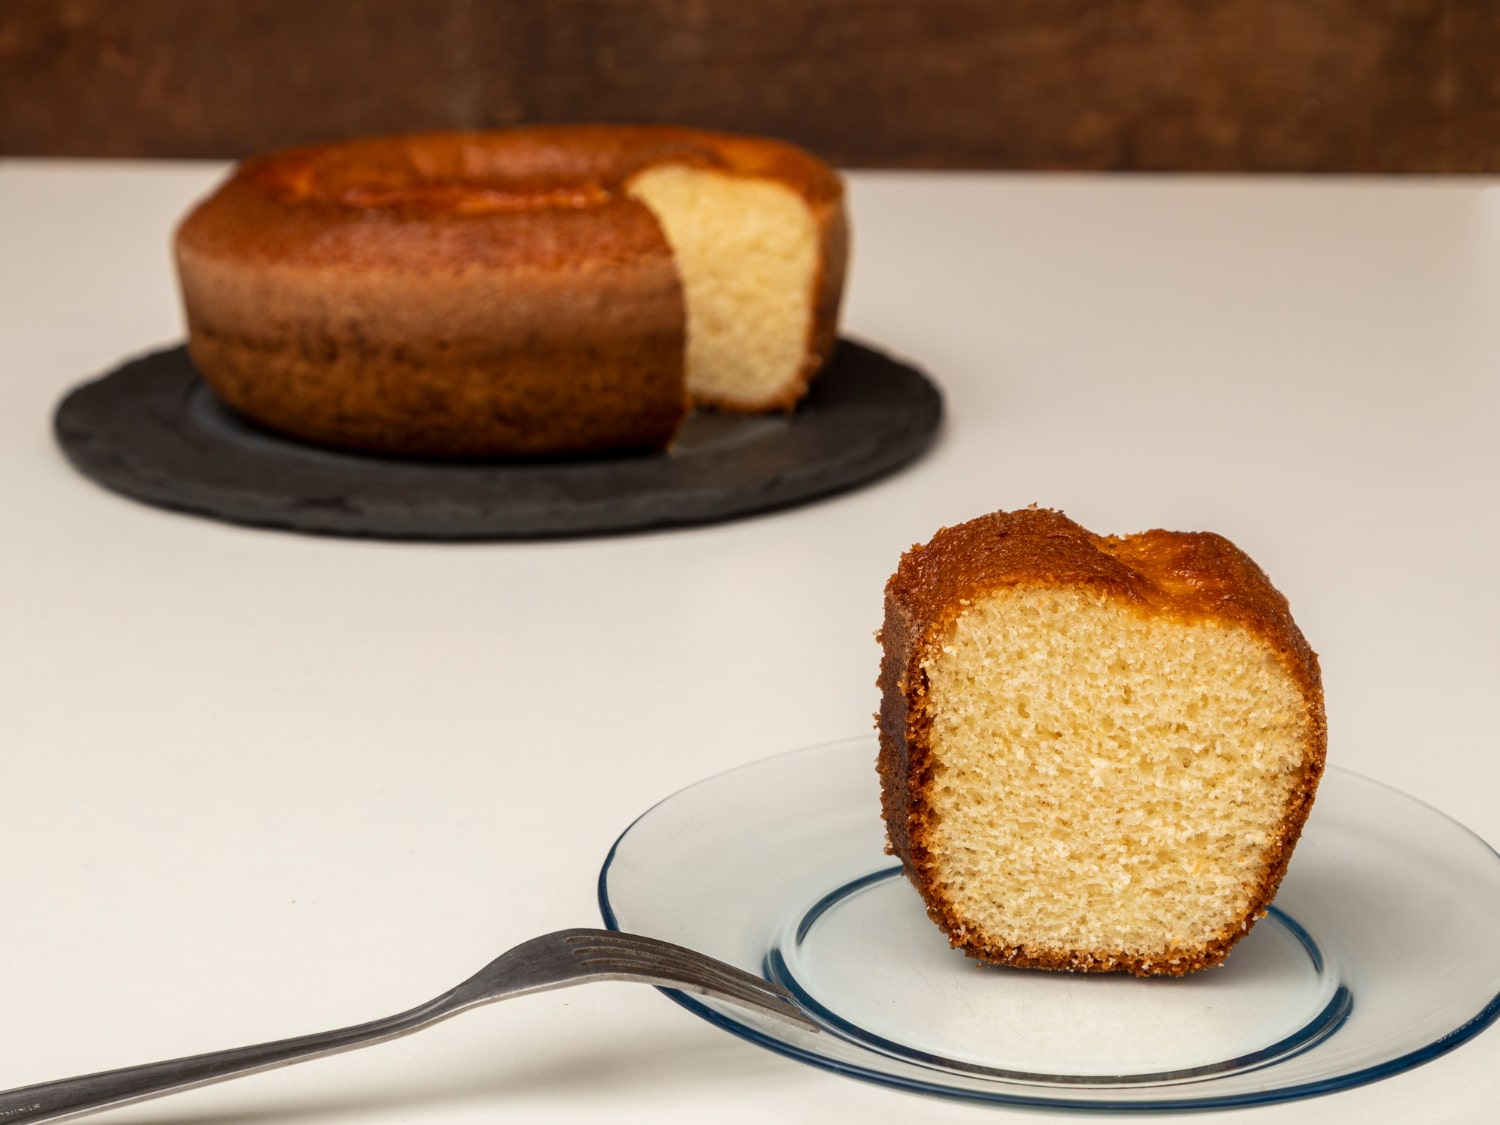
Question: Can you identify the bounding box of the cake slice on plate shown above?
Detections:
[877,507,1326,976]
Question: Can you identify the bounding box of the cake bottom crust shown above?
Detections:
[922,909,1255,978]
[186,325,687,459]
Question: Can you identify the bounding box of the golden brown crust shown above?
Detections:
[876,506,1328,977]
[174,125,847,457]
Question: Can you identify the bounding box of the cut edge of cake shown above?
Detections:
[627,162,841,413]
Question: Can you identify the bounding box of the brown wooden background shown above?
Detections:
[3,0,1496,171]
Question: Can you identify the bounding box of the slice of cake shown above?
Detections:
[877,507,1326,976]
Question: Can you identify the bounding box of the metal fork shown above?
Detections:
[0,927,817,1124]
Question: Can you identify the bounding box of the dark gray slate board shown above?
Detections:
[53,339,942,540]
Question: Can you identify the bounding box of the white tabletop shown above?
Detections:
[2,160,1497,1124]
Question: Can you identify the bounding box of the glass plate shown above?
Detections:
[597,737,1500,1110]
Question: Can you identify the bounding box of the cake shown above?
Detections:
[173,126,848,458]
[877,507,1326,976]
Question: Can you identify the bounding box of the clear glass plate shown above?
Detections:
[597,737,1500,1110]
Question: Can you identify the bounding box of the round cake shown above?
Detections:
[173,126,849,458]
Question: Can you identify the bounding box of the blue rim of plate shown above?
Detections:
[596,747,1500,1112]
[764,871,1353,1088]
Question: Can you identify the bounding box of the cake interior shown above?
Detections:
[919,585,1314,964]
[626,165,819,408]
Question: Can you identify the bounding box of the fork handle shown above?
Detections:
[0,994,460,1124]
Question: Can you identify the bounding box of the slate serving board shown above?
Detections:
[54,339,942,540]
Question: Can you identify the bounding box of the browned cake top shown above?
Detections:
[886,506,1322,700]
[175,125,843,272]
